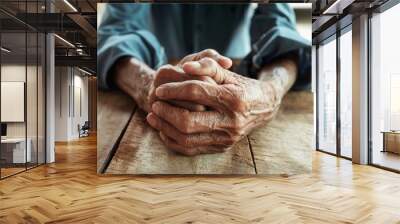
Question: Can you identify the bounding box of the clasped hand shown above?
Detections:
[146,50,282,156]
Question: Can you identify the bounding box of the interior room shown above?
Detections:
[0,0,97,179]
[0,0,399,223]
[370,3,400,171]
[0,6,46,178]
[313,0,400,172]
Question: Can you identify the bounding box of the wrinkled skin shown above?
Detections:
[113,49,296,156]
[146,57,294,156]
[113,49,231,112]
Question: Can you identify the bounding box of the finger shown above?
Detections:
[151,101,227,134]
[147,112,186,144]
[195,49,232,69]
[182,57,232,84]
[147,112,236,147]
[168,100,206,112]
[154,64,184,87]
[179,49,232,69]
[159,132,228,156]
[154,65,212,112]
[155,64,216,88]
[155,80,235,111]
[159,132,198,156]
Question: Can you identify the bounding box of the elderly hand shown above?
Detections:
[146,57,286,156]
[147,49,232,112]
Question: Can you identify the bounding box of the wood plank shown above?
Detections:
[97,90,136,173]
[248,91,314,175]
[106,110,256,174]
[3,135,400,223]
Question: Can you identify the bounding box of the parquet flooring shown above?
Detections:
[1,134,400,223]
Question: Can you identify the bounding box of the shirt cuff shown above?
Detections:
[238,26,311,90]
[97,30,166,90]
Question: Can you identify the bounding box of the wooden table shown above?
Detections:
[98,90,313,175]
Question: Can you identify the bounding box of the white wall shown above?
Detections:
[1,65,26,138]
[1,63,47,164]
[54,67,89,141]
[55,66,69,141]
[1,65,39,138]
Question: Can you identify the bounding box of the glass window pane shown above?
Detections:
[1,31,27,177]
[318,37,337,154]
[27,31,38,169]
[38,33,45,165]
[0,0,46,179]
[340,29,352,158]
[371,3,400,171]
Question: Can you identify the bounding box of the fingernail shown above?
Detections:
[146,113,157,127]
[155,87,166,98]
[151,102,160,113]
[159,132,167,141]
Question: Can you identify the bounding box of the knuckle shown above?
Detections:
[180,123,191,134]
[231,94,246,112]
[202,57,216,65]
[185,83,200,97]
[231,135,242,143]
[235,129,246,136]
[157,65,174,78]
[234,101,246,112]
[178,112,192,134]
[232,116,245,129]
[204,49,218,56]
[229,121,247,137]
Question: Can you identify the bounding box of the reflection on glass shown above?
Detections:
[0,1,46,179]
[371,3,400,171]
[27,31,38,169]
[38,33,46,165]
[318,37,337,154]
[1,31,27,177]
[340,29,352,158]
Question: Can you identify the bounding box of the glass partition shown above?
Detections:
[38,32,45,165]
[371,3,400,171]
[27,30,38,169]
[339,28,352,158]
[1,30,28,177]
[0,1,46,179]
[317,36,337,154]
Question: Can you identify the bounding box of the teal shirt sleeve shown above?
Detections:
[240,4,311,90]
[97,4,166,90]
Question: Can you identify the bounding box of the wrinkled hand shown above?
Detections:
[147,49,232,112]
[147,57,283,156]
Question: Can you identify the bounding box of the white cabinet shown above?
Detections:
[1,138,32,163]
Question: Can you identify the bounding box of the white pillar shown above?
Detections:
[352,14,369,164]
[46,32,55,163]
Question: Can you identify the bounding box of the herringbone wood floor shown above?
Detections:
[1,135,400,224]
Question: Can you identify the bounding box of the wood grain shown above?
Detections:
[96,91,136,173]
[248,91,314,175]
[103,91,313,175]
[106,110,256,174]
